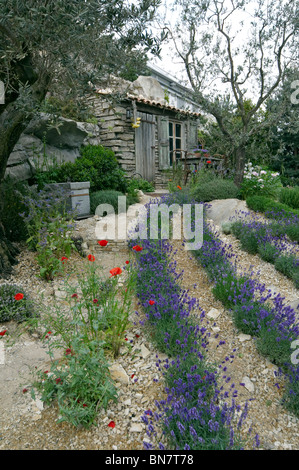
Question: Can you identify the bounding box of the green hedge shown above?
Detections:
[279,187,299,210]
[191,178,239,202]
[90,190,138,215]
[246,195,299,218]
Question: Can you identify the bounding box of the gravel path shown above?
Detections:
[0,200,298,450]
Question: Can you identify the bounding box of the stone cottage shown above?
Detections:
[5,72,202,188]
[88,74,201,188]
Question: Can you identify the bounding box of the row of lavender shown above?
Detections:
[191,207,299,418]
[130,196,259,450]
[229,209,299,289]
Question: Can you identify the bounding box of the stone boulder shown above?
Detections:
[206,198,250,228]
[5,113,101,181]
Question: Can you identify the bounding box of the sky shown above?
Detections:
[146,0,297,101]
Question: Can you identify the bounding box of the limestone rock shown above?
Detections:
[109,363,130,385]
[206,199,249,227]
[207,308,221,320]
[242,376,255,393]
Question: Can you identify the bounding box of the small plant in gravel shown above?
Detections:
[0,284,37,323]
[32,336,117,428]
[30,246,136,428]
[41,252,136,358]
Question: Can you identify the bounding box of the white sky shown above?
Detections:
[147,0,296,100]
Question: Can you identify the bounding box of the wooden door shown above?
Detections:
[135,112,155,182]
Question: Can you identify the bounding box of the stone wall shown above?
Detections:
[89,95,136,177]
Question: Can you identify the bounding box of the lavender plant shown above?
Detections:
[130,198,257,450]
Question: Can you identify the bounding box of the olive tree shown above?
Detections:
[164,0,298,185]
[0,0,162,275]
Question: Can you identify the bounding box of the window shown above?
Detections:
[169,121,182,166]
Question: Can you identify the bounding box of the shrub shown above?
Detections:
[279,187,299,210]
[127,177,154,194]
[33,145,128,193]
[257,243,278,263]
[274,255,297,278]
[212,273,252,310]
[232,300,274,337]
[284,224,299,243]
[256,322,295,370]
[90,190,138,215]
[0,177,29,242]
[240,162,282,199]
[283,366,299,417]
[0,284,37,323]
[191,178,239,202]
[245,195,272,213]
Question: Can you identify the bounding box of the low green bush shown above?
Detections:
[212,273,251,310]
[256,323,294,370]
[257,243,278,263]
[232,300,274,337]
[127,177,154,194]
[274,255,296,278]
[33,145,128,193]
[284,224,299,243]
[246,195,299,219]
[0,284,37,323]
[191,178,239,202]
[279,187,299,210]
[90,190,138,215]
[245,195,272,213]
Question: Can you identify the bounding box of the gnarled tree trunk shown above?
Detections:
[234,145,246,188]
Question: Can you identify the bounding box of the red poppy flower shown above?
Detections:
[149,300,155,306]
[131,374,135,379]
[22,388,28,394]
[125,260,129,264]
[207,160,211,164]
[135,334,140,338]
[14,293,24,301]
[61,256,68,264]
[83,404,88,408]
[109,267,122,277]
[44,370,49,374]
[132,245,143,252]
[0,330,7,337]
[55,377,62,384]
[177,185,182,190]
[98,240,108,247]
[71,293,78,298]
[65,348,73,356]
[88,254,96,262]
[108,421,115,428]
[93,298,98,304]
